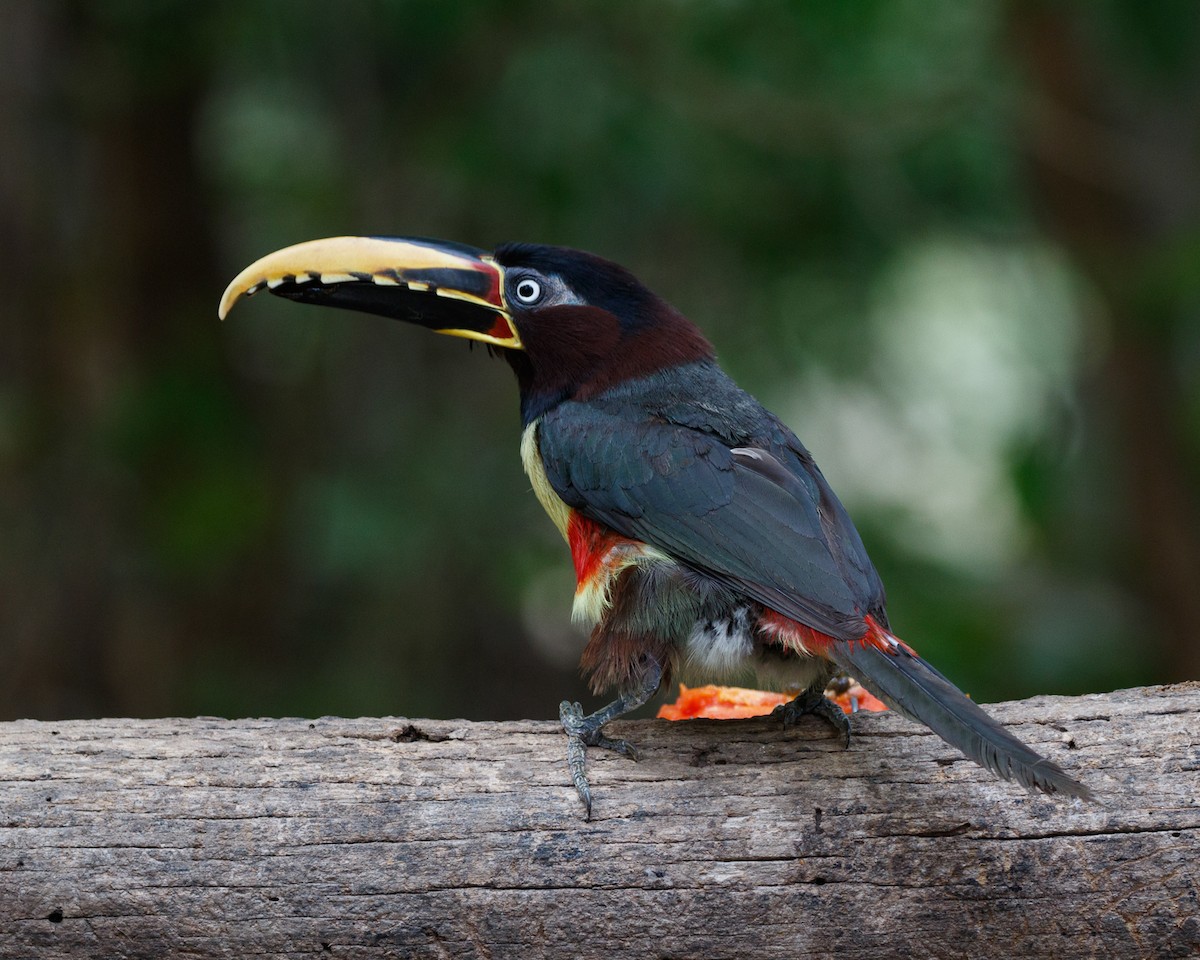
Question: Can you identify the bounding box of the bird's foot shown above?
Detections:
[770,688,851,748]
[557,659,662,819]
[560,700,640,820]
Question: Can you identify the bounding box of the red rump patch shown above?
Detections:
[758,610,917,658]
[567,512,628,588]
[860,615,918,656]
[757,609,835,655]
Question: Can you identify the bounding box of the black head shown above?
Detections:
[493,243,714,423]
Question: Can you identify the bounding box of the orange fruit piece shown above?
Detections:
[657,681,887,720]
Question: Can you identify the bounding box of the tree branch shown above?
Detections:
[2,684,1197,958]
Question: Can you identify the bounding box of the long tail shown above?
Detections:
[833,623,1093,800]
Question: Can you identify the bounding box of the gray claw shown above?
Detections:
[770,689,851,748]
[559,699,643,819]
[556,660,663,819]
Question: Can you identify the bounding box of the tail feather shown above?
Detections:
[834,638,1093,801]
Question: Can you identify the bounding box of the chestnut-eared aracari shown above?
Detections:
[220,236,1092,815]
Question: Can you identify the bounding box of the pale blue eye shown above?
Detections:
[514,277,542,303]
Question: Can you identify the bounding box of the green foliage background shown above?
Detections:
[2,1,1198,721]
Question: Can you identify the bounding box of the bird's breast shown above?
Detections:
[520,420,671,625]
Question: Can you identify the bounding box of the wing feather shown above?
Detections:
[536,367,884,640]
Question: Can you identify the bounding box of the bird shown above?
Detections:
[220,235,1092,816]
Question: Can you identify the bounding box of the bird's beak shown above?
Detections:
[218,236,521,350]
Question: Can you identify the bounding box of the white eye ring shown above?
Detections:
[513,277,542,304]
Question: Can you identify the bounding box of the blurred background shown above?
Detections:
[2,0,1198,723]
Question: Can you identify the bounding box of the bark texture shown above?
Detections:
[1,684,1198,959]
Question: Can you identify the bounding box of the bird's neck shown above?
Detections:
[506,306,714,425]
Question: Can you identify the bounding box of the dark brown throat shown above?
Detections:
[509,304,714,424]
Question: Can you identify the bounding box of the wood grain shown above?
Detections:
[1,683,1197,959]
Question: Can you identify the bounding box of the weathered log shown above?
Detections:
[0,683,1197,959]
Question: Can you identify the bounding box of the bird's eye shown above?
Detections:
[513,277,543,304]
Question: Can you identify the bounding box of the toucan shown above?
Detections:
[220,236,1092,815]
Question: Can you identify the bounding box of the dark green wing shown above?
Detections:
[536,364,885,640]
